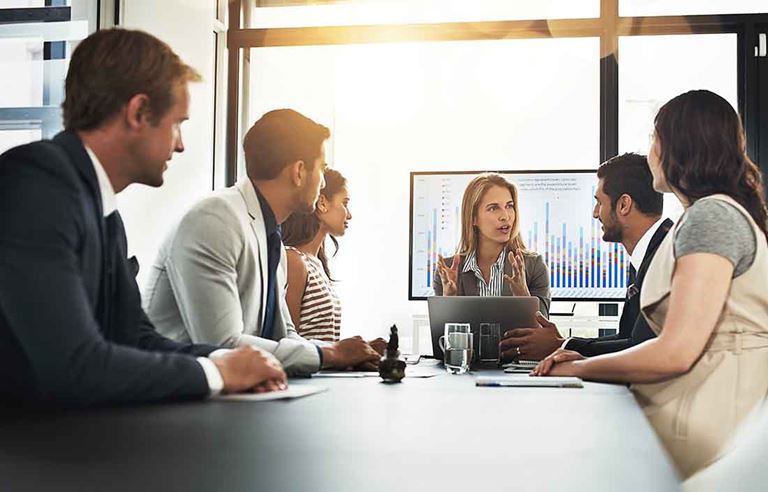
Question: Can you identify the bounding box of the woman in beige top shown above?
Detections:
[533,90,768,478]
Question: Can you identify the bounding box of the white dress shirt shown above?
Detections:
[629,218,665,272]
[84,145,225,396]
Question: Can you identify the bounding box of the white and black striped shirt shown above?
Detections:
[462,248,507,296]
[288,247,342,342]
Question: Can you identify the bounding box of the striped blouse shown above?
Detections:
[287,247,342,342]
[462,247,507,296]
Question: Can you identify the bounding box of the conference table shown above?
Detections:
[0,364,680,491]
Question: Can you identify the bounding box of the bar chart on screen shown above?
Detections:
[410,171,630,300]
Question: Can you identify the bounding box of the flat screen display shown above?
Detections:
[409,170,630,301]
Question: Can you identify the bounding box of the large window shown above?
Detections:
[249,38,600,173]
[0,1,96,154]
[619,33,738,155]
[248,36,600,334]
[228,1,768,343]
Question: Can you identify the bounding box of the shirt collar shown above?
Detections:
[253,184,279,236]
[630,218,665,271]
[84,145,117,218]
[462,247,507,274]
[462,252,477,273]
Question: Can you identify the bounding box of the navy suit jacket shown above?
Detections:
[565,219,674,357]
[0,131,217,406]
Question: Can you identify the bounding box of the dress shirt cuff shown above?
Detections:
[316,345,324,368]
[561,338,573,350]
[209,348,233,358]
[197,357,225,397]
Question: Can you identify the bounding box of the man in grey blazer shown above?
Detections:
[144,109,380,375]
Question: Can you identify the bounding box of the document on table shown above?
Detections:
[313,366,443,378]
[214,385,327,401]
[476,375,583,388]
[312,371,376,378]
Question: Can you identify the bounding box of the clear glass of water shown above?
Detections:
[439,323,472,374]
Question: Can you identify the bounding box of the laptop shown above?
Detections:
[427,296,539,363]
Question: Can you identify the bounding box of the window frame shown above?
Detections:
[224,0,768,190]
[0,1,99,144]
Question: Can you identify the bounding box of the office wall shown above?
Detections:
[117,0,217,287]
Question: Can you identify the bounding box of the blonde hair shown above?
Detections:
[456,173,529,257]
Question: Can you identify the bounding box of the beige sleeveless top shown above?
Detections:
[634,194,768,478]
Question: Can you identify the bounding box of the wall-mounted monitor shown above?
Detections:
[409,170,631,301]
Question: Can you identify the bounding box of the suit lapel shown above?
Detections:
[53,131,103,216]
[501,254,514,296]
[53,130,109,249]
[454,256,475,296]
[635,218,674,288]
[237,178,269,332]
[52,131,111,330]
[459,270,477,296]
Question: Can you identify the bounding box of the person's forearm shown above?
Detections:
[320,346,338,368]
[572,338,688,384]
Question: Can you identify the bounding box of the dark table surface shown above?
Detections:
[0,367,680,492]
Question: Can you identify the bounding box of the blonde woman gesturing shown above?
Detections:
[433,173,551,317]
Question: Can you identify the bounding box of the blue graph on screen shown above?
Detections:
[411,171,629,300]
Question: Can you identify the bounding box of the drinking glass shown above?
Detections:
[439,323,472,374]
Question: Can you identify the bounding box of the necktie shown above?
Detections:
[100,212,120,336]
[626,265,638,300]
[261,226,282,340]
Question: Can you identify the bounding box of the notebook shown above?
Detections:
[476,375,583,388]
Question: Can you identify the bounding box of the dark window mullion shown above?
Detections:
[749,23,768,194]
[600,0,619,163]
[226,0,244,187]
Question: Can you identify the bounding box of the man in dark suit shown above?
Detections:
[499,153,672,361]
[0,28,285,406]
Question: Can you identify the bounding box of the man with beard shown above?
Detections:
[143,109,381,375]
[499,153,673,361]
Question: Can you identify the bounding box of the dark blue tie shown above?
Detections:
[261,226,282,340]
[626,265,638,300]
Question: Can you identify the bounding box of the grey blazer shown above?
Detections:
[142,178,323,376]
[432,252,551,317]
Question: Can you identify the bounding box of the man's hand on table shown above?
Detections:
[499,312,564,361]
[321,336,381,370]
[210,346,287,394]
